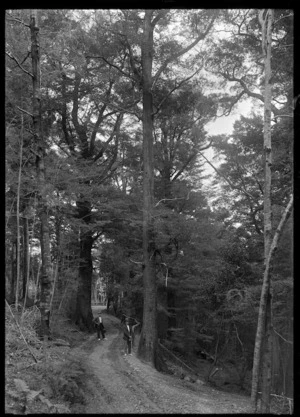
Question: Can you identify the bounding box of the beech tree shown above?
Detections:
[250,10,293,413]
[136,9,219,368]
[38,10,130,329]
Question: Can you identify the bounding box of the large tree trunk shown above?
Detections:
[136,9,218,368]
[68,67,122,331]
[30,10,52,338]
[251,9,275,413]
[74,200,94,331]
[137,10,158,368]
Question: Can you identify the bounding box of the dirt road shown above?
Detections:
[71,307,251,414]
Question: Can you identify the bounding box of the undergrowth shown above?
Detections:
[5,304,88,414]
[45,358,87,404]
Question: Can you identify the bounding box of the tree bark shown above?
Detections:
[137,10,158,368]
[22,216,29,299]
[15,118,23,309]
[10,239,17,303]
[137,9,217,369]
[251,9,275,413]
[260,10,274,413]
[74,199,94,330]
[30,10,52,338]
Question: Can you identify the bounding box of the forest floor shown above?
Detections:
[6,304,255,414]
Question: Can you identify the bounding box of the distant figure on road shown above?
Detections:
[93,313,106,341]
[122,317,140,355]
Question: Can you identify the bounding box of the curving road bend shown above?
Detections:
[70,308,251,414]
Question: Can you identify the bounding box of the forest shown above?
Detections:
[5,9,293,414]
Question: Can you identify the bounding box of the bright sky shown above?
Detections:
[202,99,253,164]
[206,114,236,136]
[206,96,256,136]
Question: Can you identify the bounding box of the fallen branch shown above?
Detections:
[129,258,143,265]
[257,392,293,401]
[209,367,221,378]
[158,342,196,375]
[69,328,84,334]
[52,339,70,347]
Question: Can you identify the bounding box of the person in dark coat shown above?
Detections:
[122,317,140,355]
[93,313,106,340]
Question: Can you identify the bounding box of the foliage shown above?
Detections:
[45,358,86,405]
[5,8,293,398]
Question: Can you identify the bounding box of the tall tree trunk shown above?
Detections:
[15,115,23,308]
[260,9,274,413]
[251,9,274,413]
[22,215,32,317]
[137,10,158,368]
[22,216,29,300]
[10,239,17,303]
[136,9,218,368]
[68,68,122,330]
[74,200,94,331]
[30,10,52,338]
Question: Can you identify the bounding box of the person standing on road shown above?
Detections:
[93,313,106,341]
[122,317,140,355]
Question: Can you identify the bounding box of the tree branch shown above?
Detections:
[6,51,33,78]
[5,12,30,27]
[16,106,33,118]
[93,113,123,163]
[220,72,286,117]
[155,194,189,207]
[216,91,246,117]
[152,68,201,116]
[100,99,142,121]
[152,11,218,89]
[171,151,197,183]
[86,55,132,79]
[71,72,89,156]
[198,138,213,152]
[89,80,114,154]
[199,151,257,200]
[171,138,212,183]
[151,9,170,27]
